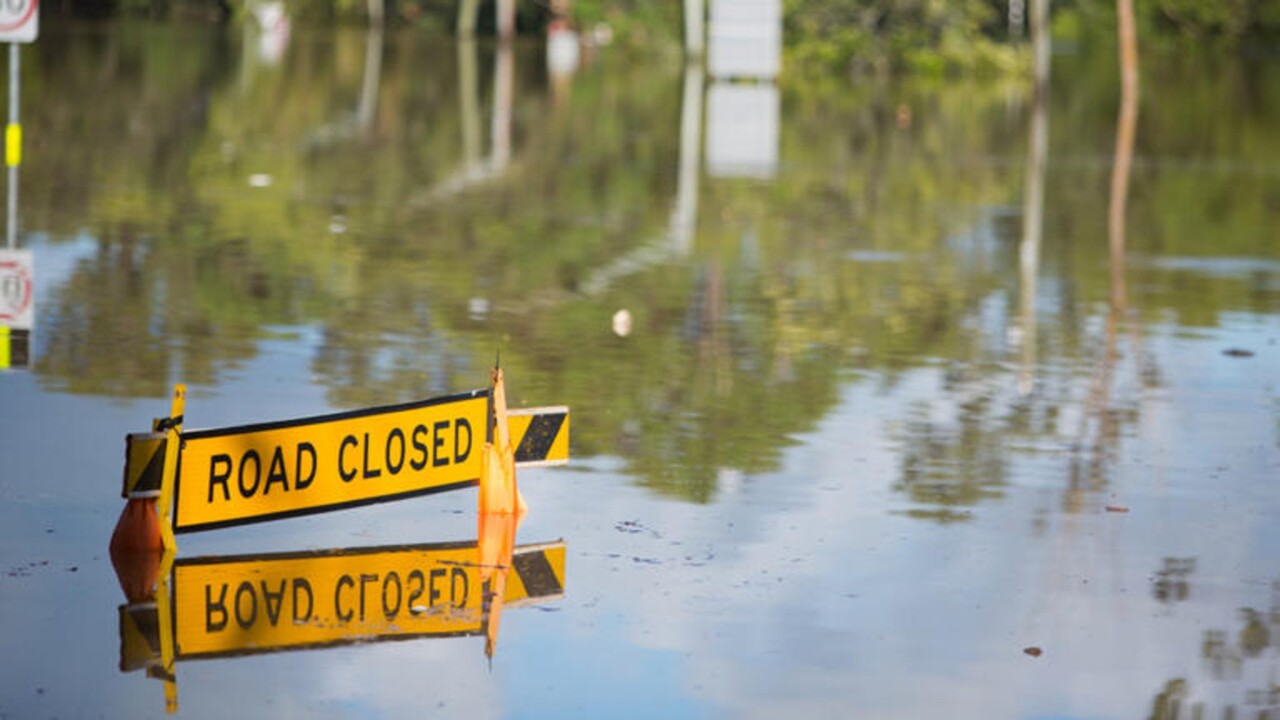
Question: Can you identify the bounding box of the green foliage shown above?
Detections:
[784,0,1025,76]
[19,23,1280,507]
[1055,0,1280,45]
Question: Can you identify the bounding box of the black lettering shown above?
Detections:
[382,572,402,619]
[407,570,425,609]
[432,421,449,467]
[262,580,285,626]
[296,442,317,490]
[339,436,358,482]
[264,447,288,495]
[292,578,314,622]
[235,581,257,629]
[209,454,232,503]
[429,567,446,607]
[386,428,405,475]
[359,573,378,621]
[362,433,381,479]
[238,450,262,498]
[454,418,472,463]
[450,567,469,608]
[205,584,229,632]
[335,575,354,622]
[410,425,429,471]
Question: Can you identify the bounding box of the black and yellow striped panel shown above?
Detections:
[123,432,167,498]
[118,603,162,673]
[508,407,570,467]
[503,541,566,606]
[0,327,29,369]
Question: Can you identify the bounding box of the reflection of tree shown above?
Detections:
[1065,0,1145,512]
[1148,581,1280,719]
[891,390,1009,522]
[22,25,1280,503]
[1152,557,1195,603]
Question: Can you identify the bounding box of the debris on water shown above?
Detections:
[1222,348,1254,357]
[67,566,78,572]
[6,560,51,578]
[1023,646,1043,657]
[612,309,632,337]
[1106,505,1130,513]
[615,519,661,538]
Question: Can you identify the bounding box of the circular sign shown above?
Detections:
[0,0,38,40]
[0,258,33,324]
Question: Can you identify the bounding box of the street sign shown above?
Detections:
[0,0,38,44]
[172,390,489,532]
[0,248,32,328]
[708,0,780,80]
[120,540,566,662]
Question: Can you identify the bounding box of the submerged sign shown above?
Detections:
[177,542,501,657]
[173,391,488,532]
[121,540,566,663]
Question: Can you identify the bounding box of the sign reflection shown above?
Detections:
[114,514,564,713]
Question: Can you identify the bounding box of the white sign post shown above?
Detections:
[0,0,36,368]
[0,0,36,250]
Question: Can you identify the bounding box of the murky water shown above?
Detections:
[1,19,1279,719]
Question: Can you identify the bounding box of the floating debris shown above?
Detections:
[612,309,632,337]
[1106,505,1130,513]
[1023,646,1043,658]
[1222,348,1255,357]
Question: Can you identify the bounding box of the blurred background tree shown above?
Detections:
[39,0,1280,75]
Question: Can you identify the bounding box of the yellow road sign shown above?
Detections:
[173,391,488,532]
[145,541,566,659]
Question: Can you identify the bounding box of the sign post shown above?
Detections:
[1,0,38,250]
[0,1,37,370]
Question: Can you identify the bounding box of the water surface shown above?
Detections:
[1,21,1278,719]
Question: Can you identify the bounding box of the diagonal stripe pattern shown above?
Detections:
[123,433,167,498]
[508,407,570,467]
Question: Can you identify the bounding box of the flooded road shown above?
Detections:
[1,21,1279,719]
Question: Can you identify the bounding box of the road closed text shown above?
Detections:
[172,545,485,657]
[173,393,488,531]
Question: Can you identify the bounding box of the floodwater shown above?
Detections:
[1,19,1279,720]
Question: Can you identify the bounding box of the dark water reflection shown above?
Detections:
[1,19,1278,719]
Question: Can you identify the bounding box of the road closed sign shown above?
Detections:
[173,390,489,532]
[0,0,38,43]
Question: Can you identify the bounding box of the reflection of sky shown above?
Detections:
[513,320,1279,718]
[4,227,1280,718]
[2,319,1278,718]
[4,217,1280,718]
